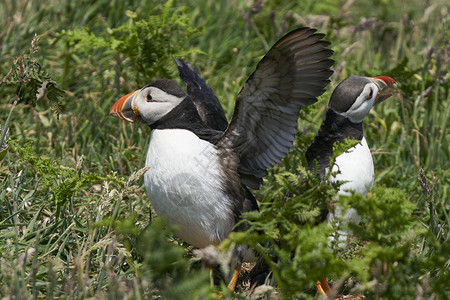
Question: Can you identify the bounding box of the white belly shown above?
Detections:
[144,129,235,248]
[331,137,374,196]
[327,137,374,248]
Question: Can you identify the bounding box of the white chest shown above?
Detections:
[144,129,235,248]
[327,137,374,248]
[330,137,374,196]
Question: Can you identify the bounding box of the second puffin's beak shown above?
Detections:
[109,89,141,122]
[371,76,396,104]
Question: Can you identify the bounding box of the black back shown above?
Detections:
[305,108,363,177]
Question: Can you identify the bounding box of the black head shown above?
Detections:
[328,75,396,123]
[146,79,187,98]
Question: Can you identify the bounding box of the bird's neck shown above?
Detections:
[306,108,364,177]
[150,97,223,143]
[150,97,202,130]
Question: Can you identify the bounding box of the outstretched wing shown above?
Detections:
[173,57,228,131]
[217,27,334,188]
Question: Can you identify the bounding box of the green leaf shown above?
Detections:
[0,148,8,162]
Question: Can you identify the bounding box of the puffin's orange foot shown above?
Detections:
[315,277,332,298]
[227,267,240,291]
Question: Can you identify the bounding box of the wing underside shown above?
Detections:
[217,27,334,188]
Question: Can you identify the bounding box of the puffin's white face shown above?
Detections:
[329,76,396,123]
[132,86,185,124]
[343,81,379,123]
[110,79,186,125]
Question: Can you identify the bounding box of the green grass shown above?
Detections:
[0,0,448,298]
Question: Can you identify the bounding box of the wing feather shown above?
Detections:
[216,27,334,189]
[173,57,228,131]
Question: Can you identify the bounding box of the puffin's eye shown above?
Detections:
[146,93,153,102]
[367,88,373,99]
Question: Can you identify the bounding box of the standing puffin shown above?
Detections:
[110,27,334,289]
[249,75,396,293]
[307,75,396,296]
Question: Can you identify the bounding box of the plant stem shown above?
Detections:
[0,98,18,147]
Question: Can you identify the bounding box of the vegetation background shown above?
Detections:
[0,0,448,299]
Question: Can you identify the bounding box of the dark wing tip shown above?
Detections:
[172,56,182,67]
[173,57,228,131]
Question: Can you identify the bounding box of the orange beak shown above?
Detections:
[109,89,141,122]
[372,76,396,104]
